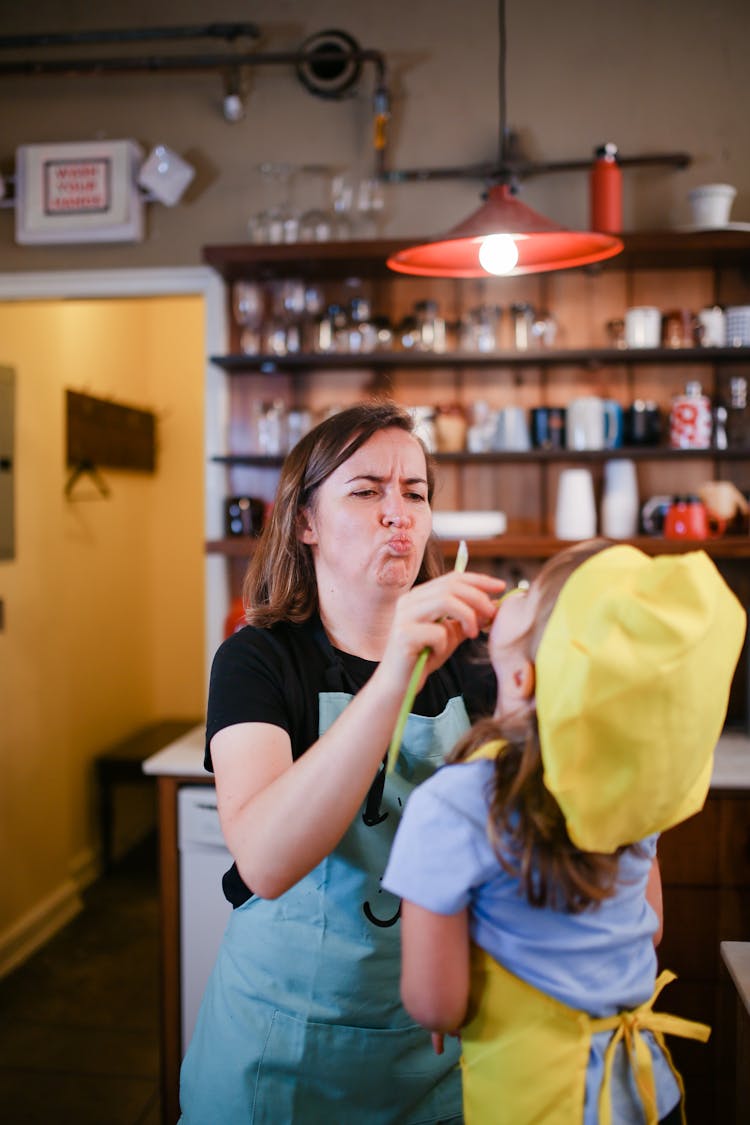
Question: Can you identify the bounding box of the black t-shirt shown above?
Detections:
[205,613,495,904]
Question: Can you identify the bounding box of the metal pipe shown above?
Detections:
[0,45,387,85]
[0,24,260,49]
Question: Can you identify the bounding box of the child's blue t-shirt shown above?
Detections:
[382,759,682,1123]
[383,758,659,1014]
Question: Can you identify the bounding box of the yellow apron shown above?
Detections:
[460,945,710,1125]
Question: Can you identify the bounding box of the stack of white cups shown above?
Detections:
[600,459,640,539]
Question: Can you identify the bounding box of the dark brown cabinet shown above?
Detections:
[658,793,750,1121]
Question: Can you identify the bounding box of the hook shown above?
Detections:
[64,459,111,500]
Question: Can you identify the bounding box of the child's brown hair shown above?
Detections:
[447,539,630,913]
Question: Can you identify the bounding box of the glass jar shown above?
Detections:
[414,299,446,352]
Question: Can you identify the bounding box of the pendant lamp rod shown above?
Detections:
[382,0,690,186]
[497,0,509,172]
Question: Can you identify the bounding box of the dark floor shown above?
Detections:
[0,835,161,1125]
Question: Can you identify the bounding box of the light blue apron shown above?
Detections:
[180,656,470,1124]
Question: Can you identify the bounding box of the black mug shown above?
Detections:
[531,406,566,450]
[225,496,265,537]
[625,400,662,446]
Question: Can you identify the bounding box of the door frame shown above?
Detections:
[0,265,229,674]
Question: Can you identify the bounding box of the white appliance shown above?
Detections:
[178,786,233,1052]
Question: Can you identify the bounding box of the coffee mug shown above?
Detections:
[530,406,566,450]
[663,495,714,540]
[725,306,750,347]
[696,306,726,348]
[687,183,736,228]
[555,468,597,540]
[624,307,662,349]
[566,396,622,451]
[662,309,695,349]
[493,406,531,451]
[625,400,662,446]
[225,496,265,537]
[641,495,673,535]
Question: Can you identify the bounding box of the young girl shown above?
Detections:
[383,540,746,1125]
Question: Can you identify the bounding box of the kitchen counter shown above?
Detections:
[142,722,205,777]
[143,725,750,786]
[721,942,750,1122]
[722,941,750,1017]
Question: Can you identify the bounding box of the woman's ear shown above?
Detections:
[297,507,317,545]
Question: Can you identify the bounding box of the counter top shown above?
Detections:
[721,942,750,1017]
[143,724,750,788]
[142,723,206,777]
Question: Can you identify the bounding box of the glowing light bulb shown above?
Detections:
[478,233,519,275]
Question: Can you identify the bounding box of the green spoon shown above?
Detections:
[386,539,469,774]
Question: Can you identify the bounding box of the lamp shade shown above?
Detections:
[386,183,623,278]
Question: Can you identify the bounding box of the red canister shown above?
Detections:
[669,382,712,449]
[590,143,622,233]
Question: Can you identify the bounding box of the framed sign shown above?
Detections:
[15,139,144,244]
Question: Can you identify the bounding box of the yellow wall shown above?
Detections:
[0,296,205,967]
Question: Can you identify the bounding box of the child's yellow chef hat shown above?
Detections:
[536,545,746,853]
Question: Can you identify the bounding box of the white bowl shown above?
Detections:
[431,510,507,540]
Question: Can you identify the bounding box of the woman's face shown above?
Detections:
[300,427,432,596]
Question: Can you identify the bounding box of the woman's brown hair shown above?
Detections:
[243,401,444,627]
[448,539,635,913]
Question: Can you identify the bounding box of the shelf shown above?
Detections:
[203,231,750,280]
[210,346,750,372]
[206,534,750,560]
[212,446,750,468]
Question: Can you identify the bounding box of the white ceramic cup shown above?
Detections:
[493,405,531,451]
[725,306,750,347]
[696,306,726,347]
[600,458,640,539]
[687,183,736,228]
[555,468,597,540]
[624,306,662,348]
[565,396,620,451]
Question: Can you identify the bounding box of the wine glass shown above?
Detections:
[248,163,299,244]
[297,165,335,243]
[355,177,386,237]
[232,282,265,354]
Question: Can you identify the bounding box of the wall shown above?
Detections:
[0,296,205,974]
[0,0,748,272]
[0,0,748,968]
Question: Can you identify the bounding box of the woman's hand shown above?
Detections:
[379,570,505,692]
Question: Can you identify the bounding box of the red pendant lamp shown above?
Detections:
[386,0,623,279]
[386,182,623,278]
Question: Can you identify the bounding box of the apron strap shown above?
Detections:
[464,739,507,763]
[591,970,710,1125]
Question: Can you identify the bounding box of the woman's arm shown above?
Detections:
[646,855,663,947]
[212,570,502,900]
[399,900,471,1033]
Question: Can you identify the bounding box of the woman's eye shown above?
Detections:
[405,491,427,503]
[352,488,377,498]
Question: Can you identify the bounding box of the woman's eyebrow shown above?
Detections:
[344,472,428,487]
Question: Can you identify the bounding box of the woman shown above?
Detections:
[180,401,504,1124]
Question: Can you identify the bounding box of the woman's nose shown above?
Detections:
[382,506,412,528]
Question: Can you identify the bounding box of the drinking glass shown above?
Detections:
[248,163,299,244]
